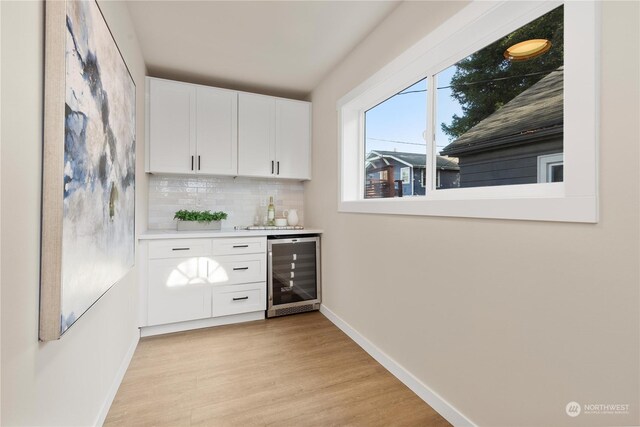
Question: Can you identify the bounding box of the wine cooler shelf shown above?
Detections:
[267,235,321,318]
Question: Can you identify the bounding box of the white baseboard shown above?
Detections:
[320,304,476,427]
[140,311,265,337]
[94,330,139,427]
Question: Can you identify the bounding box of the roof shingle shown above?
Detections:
[367,150,459,170]
[441,67,563,156]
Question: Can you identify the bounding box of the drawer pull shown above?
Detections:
[233,245,249,248]
[172,247,190,251]
[233,267,249,271]
[232,296,249,301]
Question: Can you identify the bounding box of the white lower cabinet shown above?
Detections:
[145,237,267,331]
[212,254,266,286]
[213,283,266,317]
[148,257,213,325]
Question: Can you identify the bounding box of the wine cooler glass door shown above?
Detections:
[270,240,318,306]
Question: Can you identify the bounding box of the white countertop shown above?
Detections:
[139,228,323,240]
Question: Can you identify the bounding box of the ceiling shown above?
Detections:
[126,1,400,99]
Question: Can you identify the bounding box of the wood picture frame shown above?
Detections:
[40,0,136,341]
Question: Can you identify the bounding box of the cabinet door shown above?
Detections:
[148,257,212,326]
[196,87,238,176]
[238,93,275,177]
[275,99,311,180]
[148,79,196,174]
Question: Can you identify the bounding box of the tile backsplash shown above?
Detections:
[148,175,305,230]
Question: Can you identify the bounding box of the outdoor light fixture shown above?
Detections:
[504,39,552,61]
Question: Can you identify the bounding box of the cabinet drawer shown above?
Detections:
[212,237,266,255]
[149,239,212,259]
[213,282,266,317]
[212,254,266,285]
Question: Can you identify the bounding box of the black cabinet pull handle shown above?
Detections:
[172,248,190,251]
[232,245,249,248]
[191,156,194,171]
[233,296,249,301]
[277,161,280,175]
[198,155,201,170]
[233,267,249,271]
[271,160,274,174]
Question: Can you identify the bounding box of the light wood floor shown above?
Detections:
[105,311,450,426]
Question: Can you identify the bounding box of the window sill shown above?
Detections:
[338,194,597,223]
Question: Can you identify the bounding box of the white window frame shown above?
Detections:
[400,167,411,184]
[538,153,564,183]
[337,1,599,223]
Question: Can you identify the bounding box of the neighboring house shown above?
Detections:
[440,67,564,188]
[365,150,460,196]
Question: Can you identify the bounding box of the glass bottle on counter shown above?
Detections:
[267,196,275,226]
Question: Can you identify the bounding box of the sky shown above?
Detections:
[364,65,463,156]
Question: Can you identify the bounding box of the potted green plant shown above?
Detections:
[174,209,228,231]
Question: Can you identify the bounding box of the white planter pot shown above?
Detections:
[176,220,222,231]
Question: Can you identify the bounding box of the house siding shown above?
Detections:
[454,138,562,188]
[437,169,460,189]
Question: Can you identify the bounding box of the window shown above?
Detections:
[400,167,411,184]
[538,153,564,183]
[338,1,598,222]
[437,6,563,189]
[364,78,426,198]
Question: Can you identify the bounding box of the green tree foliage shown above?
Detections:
[442,6,564,140]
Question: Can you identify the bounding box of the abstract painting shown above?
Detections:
[40,0,135,340]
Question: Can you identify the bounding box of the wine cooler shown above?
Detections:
[267,235,321,318]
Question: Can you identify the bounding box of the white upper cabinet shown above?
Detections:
[148,78,196,174]
[237,93,276,177]
[147,78,238,176]
[238,93,311,180]
[276,99,311,180]
[147,77,311,180]
[196,86,238,176]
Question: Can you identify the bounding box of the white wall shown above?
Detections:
[0,1,147,425]
[306,1,639,426]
